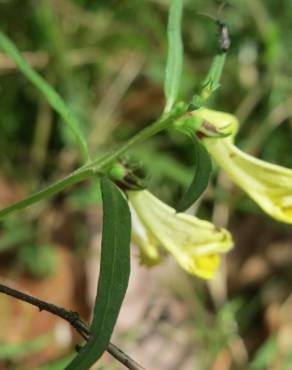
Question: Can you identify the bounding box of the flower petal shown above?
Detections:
[130,204,161,266]
[206,139,292,223]
[178,253,220,279]
[129,190,233,279]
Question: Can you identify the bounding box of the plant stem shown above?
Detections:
[0,168,94,219]
[86,102,187,171]
[0,103,187,218]
[0,283,146,370]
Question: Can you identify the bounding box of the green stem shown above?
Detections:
[87,105,184,171]
[0,168,94,219]
[190,53,227,109]
[201,53,226,98]
[0,103,187,219]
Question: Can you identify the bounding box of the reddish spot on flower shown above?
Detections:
[196,131,206,140]
[202,120,219,134]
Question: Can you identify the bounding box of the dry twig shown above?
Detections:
[0,283,146,370]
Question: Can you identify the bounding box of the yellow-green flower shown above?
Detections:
[128,190,233,279]
[192,108,292,224]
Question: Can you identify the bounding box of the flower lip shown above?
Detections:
[128,190,233,279]
[205,127,292,224]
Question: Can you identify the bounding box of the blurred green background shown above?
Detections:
[0,0,292,369]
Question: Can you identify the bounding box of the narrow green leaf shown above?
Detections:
[164,0,184,113]
[66,176,131,370]
[250,336,278,370]
[0,31,89,162]
[200,53,227,96]
[176,136,212,212]
[190,22,229,110]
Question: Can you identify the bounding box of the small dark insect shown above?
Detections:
[215,2,231,52]
[217,20,231,52]
[198,2,231,53]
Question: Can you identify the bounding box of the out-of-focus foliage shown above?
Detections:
[0,0,292,369]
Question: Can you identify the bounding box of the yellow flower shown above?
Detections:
[192,108,292,224]
[128,190,233,279]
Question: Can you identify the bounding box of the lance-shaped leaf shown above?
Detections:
[164,0,184,113]
[176,136,212,212]
[66,176,131,370]
[0,31,89,161]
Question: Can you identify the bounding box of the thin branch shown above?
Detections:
[0,283,146,370]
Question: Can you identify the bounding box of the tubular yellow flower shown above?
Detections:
[206,138,292,223]
[128,190,233,279]
[192,108,292,224]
